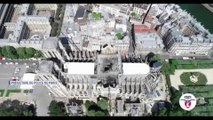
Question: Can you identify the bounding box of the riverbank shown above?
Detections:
[179,4,213,34]
[202,4,213,14]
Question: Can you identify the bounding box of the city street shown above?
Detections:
[30,86,53,116]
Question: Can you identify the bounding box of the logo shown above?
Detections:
[179,93,196,111]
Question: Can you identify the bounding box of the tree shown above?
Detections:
[131,12,136,17]
[0,110,19,116]
[161,61,171,75]
[85,99,109,117]
[23,111,33,116]
[48,100,67,116]
[97,98,108,110]
[85,100,95,110]
[1,46,18,59]
[171,92,182,106]
[87,110,106,116]
[17,47,27,59]
[169,110,183,116]
[0,99,35,116]
[158,108,168,116]
[25,47,36,58]
[34,50,43,58]
[0,47,2,56]
[116,33,124,40]
[152,54,161,61]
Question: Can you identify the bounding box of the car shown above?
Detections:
[15,77,19,81]
[15,67,20,72]
[5,62,8,64]
[9,62,13,64]
[15,62,18,65]
[11,77,16,81]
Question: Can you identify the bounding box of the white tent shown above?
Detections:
[20,73,36,90]
[123,63,150,75]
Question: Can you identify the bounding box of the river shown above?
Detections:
[178,4,213,34]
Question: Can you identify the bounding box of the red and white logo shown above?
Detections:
[179,93,196,111]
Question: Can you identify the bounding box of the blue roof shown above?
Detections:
[60,37,69,45]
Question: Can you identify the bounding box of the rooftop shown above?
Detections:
[39,61,53,73]
[74,5,86,22]
[64,62,95,75]
[123,63,150,75]
[20,73,36,90]
[134,24,155,33]
[42,37,58,49]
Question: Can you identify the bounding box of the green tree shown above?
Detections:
[48,100,67,116]
[97,98,108,110]
[131,12,136,17]
[116,33,124,40]
[0,99,35,116]
[34,50,43,58]
[25,47,36,58]
[0,47,2,56]
[170,91,182,109]
[158,108,168,116]
[0,110,19,116]
[87,110,106,116]
[152,54,161,61]
[17,47,27,59]
[23,111,33,116]
[85,100,95,110]
[169,110,183,116]
[1,46,18,59]
[85,99,109,117]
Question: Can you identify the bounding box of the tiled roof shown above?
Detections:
[134,24,155,33]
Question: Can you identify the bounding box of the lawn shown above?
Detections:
[116,33,124,40]
[92,12,103,20]
[179,85,213,116]
[180,72,207,86]
[0,89,5,97]
[5,89,21,97]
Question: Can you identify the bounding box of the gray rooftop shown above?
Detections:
[42,37,58,49]
[38,61,53,73]
[74,5,86,22]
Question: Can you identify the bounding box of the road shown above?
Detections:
[134,51,212,60]
[0,59,39,65]
[30,86,53,116]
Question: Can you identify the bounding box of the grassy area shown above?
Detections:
[172,59,213,69]
[179,85,213,116]
[160,59,213,76]
[92,12,103,20]
[180,72,207,86]
[116,33,124,40]
[5,90,21,97]
[0,89,5,97]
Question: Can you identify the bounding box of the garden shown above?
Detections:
[180,72,207,86]
[92,12,103,20]
[116,33,124,40]
[179,85,213,116]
